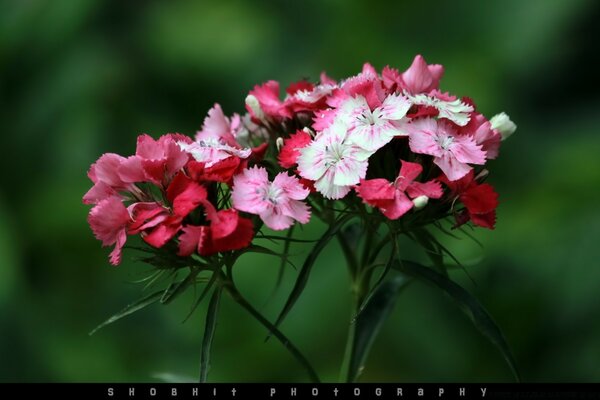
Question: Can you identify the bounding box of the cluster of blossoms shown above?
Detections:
[84,55,515,265]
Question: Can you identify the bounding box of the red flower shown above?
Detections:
[278,130,312,169]
[440,170,499,229]
[177,208,254,257]
[357,160,443,220]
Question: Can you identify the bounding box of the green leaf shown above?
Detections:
[271,213,354,335]
[269,225,296,300]
[338,222,362,275]
[89,288,168,336]
[399,260,521,381]
[199,286,223,383]
[346,273,411,382]
[182,271,219,323]
[223,280,321,383]
[409,228,446,275]
[161,267,201,305]
[356,235,399,319]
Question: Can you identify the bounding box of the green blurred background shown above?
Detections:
[2,0,599,383]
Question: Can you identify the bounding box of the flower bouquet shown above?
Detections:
[84,55,517,382]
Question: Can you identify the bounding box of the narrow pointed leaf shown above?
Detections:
[347,273,411,382]
[399,260,521,381]
[161,267,201,304]
[90,288,168,336]
[356,236,399,319]
[223,281,320,383]
[199,286,223,383]
[271,213,354,334]
[183,272,219,323]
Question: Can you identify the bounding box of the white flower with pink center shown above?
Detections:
[178,139,251,167]
[297,121,372,199]
[407,92,474,126]
[232,166,310,230]
[337,93,411,152]
[407,118,486,181]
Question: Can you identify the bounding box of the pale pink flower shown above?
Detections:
[407,118,486,181]
[341,93,411,151]
[232,166,310,230]
[297,121,371,199]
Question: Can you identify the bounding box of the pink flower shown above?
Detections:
[195,104,239,147]
[400,54,444,94]
[83,153,131,204]
[232,166,310,230]
[88,196,131,265]
[339,63,385,109]
[246,80,292,120]
[278,130,313,169]
[119,134,190,187]
[357,160,443,220]
[407,118,486,181]
[297,122,371,199]
[461,113,501,160]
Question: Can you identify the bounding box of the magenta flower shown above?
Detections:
[87,196,131,265]
[83,153,131,205]
[407,118,486,181]
[232,166,310,230]
[119,134,190,187]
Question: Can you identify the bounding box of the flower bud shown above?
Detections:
[490,112,516,141]
[276,137,284,151]
[245,94,264,120]
[412,195,429,209]
[302,127,316,138]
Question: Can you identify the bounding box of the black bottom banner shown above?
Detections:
[3,383,600,400]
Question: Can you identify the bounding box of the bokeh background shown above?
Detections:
[2,0,599,383]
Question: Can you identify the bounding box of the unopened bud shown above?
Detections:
[245,94,264,120]
[276,137,284,151]
[490,112,516,141]
[475,169,489,181]
[412,195,429,209]
[302,127,316,138]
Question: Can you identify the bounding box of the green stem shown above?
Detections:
[338,223,374,383]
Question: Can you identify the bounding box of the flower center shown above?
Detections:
[358,109,378,126]
[261,184,283,205]
[437,135,454,150]
[324,142,347,167]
